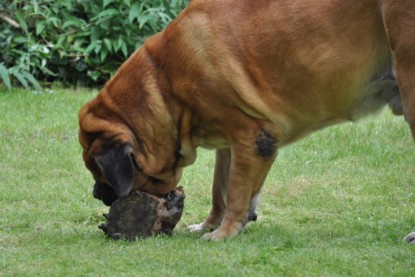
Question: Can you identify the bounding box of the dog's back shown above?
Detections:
[147,0,400,145]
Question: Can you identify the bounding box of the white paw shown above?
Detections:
[187,223,208,233]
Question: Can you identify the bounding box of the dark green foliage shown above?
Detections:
[0,0,189,89]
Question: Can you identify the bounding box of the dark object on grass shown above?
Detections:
[99,187,185,240]
[404,232,415,244]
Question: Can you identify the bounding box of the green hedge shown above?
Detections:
[0,0,189,89]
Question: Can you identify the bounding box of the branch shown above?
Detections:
[0,12,20,28]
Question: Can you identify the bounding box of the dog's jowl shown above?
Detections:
[79,0,415,241]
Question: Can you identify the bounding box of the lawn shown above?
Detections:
[0,88,414,276]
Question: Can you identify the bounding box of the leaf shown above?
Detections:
[46,17,61,28]
[87,70,101,81]
[12,35,27,44]
[103,0,114,8]
[40,64,57,77]
[62,18,84,29]
[15,12,28,33]
[11,70,29,89]
[94,41,102,54]
[55,35,66,49]
[162,0,175,18]
[100,49,109,62]
[97,8,119,18]
[73,38,87,52]
[0,64,12,90]
[129,3,141,23]
[60,0,73,10]
[114,37,123,52]
[103,38,112,52]
[85,41,98,55]
[90,26,100,42]
[35,22,45,35]
[138,14,152,29]
[123,0,131,7]
[73,30,90,39]
[120,40,128,57]
[22,71,42,91]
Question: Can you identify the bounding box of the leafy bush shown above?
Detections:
[0,0,189,89]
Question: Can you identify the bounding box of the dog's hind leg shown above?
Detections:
[188,148,231,232]
[381,0,415,242]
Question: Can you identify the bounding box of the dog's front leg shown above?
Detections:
[202,130,277,240]
[188,148,231,232]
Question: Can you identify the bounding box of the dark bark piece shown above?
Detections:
[99,187,185,240]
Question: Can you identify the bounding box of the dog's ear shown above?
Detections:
[95,143,135,198]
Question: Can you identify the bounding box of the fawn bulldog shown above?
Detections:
[78,0,415,241]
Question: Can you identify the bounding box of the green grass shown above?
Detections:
[1,88,414,276]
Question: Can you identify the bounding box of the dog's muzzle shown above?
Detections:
[93,182,118,206]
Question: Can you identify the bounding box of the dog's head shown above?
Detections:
[78,87,185,206]
[78,75,187,205]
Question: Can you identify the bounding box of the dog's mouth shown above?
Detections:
[93,182,118,206]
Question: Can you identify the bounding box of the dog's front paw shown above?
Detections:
[201,222,243,241]
[201,229,238,241]
[404,232,415,244]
